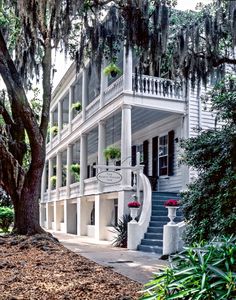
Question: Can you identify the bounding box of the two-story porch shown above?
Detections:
[40,47,187,247]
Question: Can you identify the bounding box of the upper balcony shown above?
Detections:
[46,47,185,154]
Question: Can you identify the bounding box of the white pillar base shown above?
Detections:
[163,224,179,255]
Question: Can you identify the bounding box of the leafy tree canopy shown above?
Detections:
[180,76,236,244]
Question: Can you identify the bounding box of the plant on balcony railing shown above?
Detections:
[103,63,122,78]
[71,102,82,112]
[70,163,80,182]
[50,176,57,189]
[48,125,58,137]
[104,146,121,162]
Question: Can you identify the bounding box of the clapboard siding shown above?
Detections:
[132,116,183,193]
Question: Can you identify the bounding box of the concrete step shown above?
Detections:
[144,232,163,240]
[149,221,166,227]
[137,244,163,254]
[151,216,183,222]
[147,227,163,234]
[140,239,163,247]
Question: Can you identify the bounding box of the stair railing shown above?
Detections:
[127,171,152,250]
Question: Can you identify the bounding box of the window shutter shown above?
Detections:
[132,145,136,166]
[87,165,90,178]
[143,140,149,175]
[168,130,174,176]
[152,136,159,177]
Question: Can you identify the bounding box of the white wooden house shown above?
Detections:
[40,46,216,252]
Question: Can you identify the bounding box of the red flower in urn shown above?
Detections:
[128,201,141,208]
[164,199,180,207]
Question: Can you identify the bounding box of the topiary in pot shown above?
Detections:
[103,146,121,161]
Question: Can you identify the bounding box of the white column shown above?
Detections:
[58,101,62,140]
[64,199,68,233]
[121,104,132,187]
[40,164,46,202]
[100,62,108,108]
[94,195,106,240]
[80,134,87,195]
[48,158,53,201]
[49,111,53,145]
[98,120,106,192]
[68,86,73,132]
[46,202,50,229]
[123,46,133,91]
[56,152,62,189]
[66,144,73,197]
[82,69,88,122]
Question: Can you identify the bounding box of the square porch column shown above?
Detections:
[64,199,68,233]
[66,144,73,197]
[100,62,108,108]
[121,104,132,187]
[123,46,133,92]
[56,152,62,190]
[82,68,88,122]
[94,195,107,240]
[48,158,53,202]
[80,133,88,195]
[98,120,106,192]
[58,100,62,141]
[68,86,73,133]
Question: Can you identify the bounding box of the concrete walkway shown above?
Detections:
[51,231,168,284]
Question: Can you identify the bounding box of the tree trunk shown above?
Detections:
[12,165,45,235]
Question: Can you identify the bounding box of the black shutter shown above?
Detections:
[168,130,174,176]
[87,165,90,178]
[143,140,149,175]
[152,136,159,177]
[132,145,136,166]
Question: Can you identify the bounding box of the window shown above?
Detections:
[159,135,168,176]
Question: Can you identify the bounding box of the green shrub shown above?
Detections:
[141,236,236,300]
[104,146,121,161]
[0,206,14,233]
[70,163,80,182]
[111,214,131,248]
[180,77,236,244]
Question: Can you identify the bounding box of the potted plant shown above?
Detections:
[50,175,57,189]
[128,195,141,223]
[104,146,121,163]
[71,102,82,112]
[49,125,58,136]
[103,63,122,78]
[164,199,180,225]
[70,163,80,182]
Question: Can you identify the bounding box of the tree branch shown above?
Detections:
[0,31,43,164]
[0,137,25,198]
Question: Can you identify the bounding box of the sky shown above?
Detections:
[52,0,213,88]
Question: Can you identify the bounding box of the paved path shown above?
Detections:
[51,231,168,284]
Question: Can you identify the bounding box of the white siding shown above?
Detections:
[132,116,183,193]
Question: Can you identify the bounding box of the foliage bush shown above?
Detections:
[180,77,236,244]
[104,146,121,161]
[70,163,80,182]
[0,206,14,233]
[141,236,236,300]
[111,214,131,248]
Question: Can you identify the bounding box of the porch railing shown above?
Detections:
[104,75,124,105]
[132,74,183,99]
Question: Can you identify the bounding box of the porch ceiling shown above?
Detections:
[87,107,176,156]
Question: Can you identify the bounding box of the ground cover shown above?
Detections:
[0,235,142,300]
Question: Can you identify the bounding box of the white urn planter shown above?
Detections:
[166,206,179,225]
[129,207,139,223]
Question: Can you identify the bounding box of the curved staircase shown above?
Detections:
[137,192,183,254]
